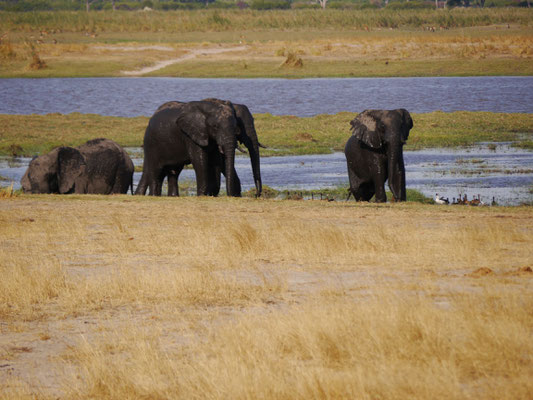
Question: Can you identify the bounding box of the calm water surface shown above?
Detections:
[2,144,531,205]
[1,77,532,116]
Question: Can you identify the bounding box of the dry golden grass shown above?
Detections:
[0,196,532,399]
[2,26,532,77]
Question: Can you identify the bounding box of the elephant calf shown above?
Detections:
[21,138,134,194]
[344,109,413,202]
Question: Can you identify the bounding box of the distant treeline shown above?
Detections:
[0,0,529,11]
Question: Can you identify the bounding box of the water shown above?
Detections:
[3,144,532,205]
[1,77,532,117]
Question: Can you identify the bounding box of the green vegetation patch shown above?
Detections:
[0,113,147,156]
[242,185,433,203]
[150,58,533,79]
[0,111,531,157]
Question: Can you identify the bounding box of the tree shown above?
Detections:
[318,0,327,9]
[86,0,96,11]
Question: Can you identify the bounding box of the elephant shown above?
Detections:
[21,138,134,194]
[344,109,413,203]
[135,99,262,197]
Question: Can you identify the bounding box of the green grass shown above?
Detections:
[0,111,531,157]
[242,185,434,203]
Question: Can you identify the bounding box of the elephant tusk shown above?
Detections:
[236,144,247,154]
[258,142,267,149]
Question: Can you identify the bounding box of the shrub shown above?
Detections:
[386,1,434,9]
[250,0,291,9]
[291,2,321,9]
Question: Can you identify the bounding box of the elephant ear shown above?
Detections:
[350,112,383,149]
[57,147,86,194]
[176,108,209,147]
[399,108,413,143]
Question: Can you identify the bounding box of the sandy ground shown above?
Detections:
[121,45,248,75]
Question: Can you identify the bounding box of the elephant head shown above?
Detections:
[351,109,413,201]
[21,146,87,194]
[233,103,262,197]
[176,100,240,197]
[203,98,262,197]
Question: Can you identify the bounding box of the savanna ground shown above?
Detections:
[0,9,532,78]
[0,195,532,399]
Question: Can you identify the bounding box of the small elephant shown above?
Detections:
[21,138,134,194]
[344,109,413,202]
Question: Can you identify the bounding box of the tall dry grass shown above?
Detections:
[66,290,533,399]
[0,196,531,398]
[1,9,531,33]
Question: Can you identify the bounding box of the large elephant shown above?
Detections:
[21,138,134,194]
[135,99,262,197]
[135,100,240,197]
[344,109,413,202]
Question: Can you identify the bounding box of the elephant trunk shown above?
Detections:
[223,144,239,197]
[244,122,262,197]
[388,145,406,201]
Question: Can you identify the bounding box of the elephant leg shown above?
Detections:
[218,156,241,197]
[147,168,165,196]
[373,180,387,203]
[166,165,184,197]
[190,149,210,196]
[135,172,149,195]
[347,167,374,202]
[206,157,222,197]
[358,182,375,201]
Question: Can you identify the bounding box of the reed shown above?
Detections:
[1,9,531,33]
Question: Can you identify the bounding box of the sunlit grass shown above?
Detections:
[0,196,532,398]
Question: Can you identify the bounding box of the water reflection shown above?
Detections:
[2,145,531,205]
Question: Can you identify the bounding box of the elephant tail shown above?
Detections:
[346,190,352,202]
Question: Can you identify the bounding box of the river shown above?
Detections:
[2,144,532,205]
[1,77,532,116]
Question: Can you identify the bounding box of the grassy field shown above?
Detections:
[0,9,532,78]
[1,111,531,157]
[0,195,532,398]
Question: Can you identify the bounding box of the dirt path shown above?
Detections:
[121,46,247,76]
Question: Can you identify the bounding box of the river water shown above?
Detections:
[1,76,533,116]
[2,144,532,205]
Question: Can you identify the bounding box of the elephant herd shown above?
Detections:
[21,99,413,203]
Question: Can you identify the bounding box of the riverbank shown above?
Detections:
[0,10,532,78]
[1,111,531,157]
[1,196,532,398]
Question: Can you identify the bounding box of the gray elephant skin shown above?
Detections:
[21,138,134,194]
[344,109,413,202]
[135,99,262,197]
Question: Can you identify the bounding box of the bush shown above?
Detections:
[250,0,291,9]
[159,1,204,9]
[291,2,321,9]
[328,2,381,9]
[386,1,434,9]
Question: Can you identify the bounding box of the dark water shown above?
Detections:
[1,77,532,117]
[3,144,532,205]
